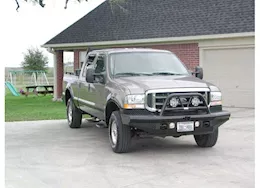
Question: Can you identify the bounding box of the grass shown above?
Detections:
[5,92,67,122]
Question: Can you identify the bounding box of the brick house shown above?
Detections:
[42,0,255,108]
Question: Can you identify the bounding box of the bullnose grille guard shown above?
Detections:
[146,92,210,116]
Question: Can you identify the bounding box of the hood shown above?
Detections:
[114,75,211,93]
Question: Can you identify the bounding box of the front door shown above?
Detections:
[77,53,98,116]
[91,54,107,119]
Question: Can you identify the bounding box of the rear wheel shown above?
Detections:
[109,111,131,153]
[194,128,219,147]
[67,98,82,128]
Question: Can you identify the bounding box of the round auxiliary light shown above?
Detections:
[169,122,175,129]
[169,97,179,107]
[191,97,200,107]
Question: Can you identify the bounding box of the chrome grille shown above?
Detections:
[146,90,209,113]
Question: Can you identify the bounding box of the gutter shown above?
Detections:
[41,32,255,49]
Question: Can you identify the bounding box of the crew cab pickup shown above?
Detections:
[63,48,230,153]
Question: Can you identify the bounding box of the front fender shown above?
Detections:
[65,85,77,106]
[66,83,74,98]
[106,92,123,109]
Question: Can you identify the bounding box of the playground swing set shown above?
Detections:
[5,70,54,97]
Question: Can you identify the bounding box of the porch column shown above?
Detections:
[53,53,57,100]
[74,50,80,71]
[54,50,64,101]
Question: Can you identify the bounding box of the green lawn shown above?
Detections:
[5,93,67,122]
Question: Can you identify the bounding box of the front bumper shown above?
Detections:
[120,111,230,136]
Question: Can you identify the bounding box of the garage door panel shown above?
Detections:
[202,47,254,108]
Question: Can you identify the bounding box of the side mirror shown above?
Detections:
[86,68,95,83]
[194,66,203,79]
[75,69,81,77]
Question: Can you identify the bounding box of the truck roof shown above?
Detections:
[90,48,171,54]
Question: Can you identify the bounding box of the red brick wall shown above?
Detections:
[148,43,199,70]
[74,50,80,71]
[56,50,64,99]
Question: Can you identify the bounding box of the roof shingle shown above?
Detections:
[45,0,254,45]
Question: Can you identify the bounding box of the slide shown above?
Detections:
[5,82,20,96]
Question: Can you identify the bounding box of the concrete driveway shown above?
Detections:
[5,108,254,188]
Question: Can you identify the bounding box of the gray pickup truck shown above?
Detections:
[63,48,230,153]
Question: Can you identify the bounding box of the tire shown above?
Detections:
[109,111,131,153]
[194,128,219,147]
[66,98,82,128]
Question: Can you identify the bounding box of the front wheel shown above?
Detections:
[109,111,131,153]
[194,128,219,147]
[67,98,82,128]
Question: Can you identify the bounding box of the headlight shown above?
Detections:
[124,94,145,109]
[210,91,222,106]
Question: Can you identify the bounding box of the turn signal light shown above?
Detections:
[123,104,144,109]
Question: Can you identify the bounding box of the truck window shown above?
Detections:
[82,54,96,77]
[110,52,189,77]
[94,55,105,74]
[87,55,96,64]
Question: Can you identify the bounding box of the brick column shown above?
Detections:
[56,50,64,100]
[52,53,57,100]
[74,50,80,71]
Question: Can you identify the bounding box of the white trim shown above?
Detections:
[200,45,254,50]
[198,36,255,48]
[199,48,204,67]
[42,32,255,49]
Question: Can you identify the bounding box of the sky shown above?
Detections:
[1,0,105,68]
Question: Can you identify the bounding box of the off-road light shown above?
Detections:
[169,122,175,129]
[195,121,200,127]
[191,97,200,107]
[169,97,179,107]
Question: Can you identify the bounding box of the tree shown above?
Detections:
[15,0,125,11]
[21,47,48,74]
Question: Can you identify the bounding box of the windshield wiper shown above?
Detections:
[152,72,184,76]
[114,72,151,77]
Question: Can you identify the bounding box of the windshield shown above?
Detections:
[109,52,189,77]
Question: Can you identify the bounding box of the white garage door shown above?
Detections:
[202,47,254,108]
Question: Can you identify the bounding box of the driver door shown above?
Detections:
[91,54,107,119]
[77,53,97,116]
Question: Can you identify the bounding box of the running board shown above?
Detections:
[95,121,107,128]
